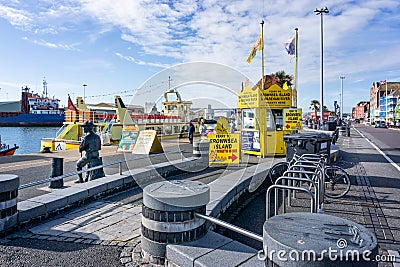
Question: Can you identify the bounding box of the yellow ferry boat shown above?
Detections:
[40,88,198,151]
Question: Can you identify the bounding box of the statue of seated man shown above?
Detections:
[75,120,102,183]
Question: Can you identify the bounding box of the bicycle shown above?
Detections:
[268,146,351,199]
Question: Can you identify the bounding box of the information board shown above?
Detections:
[240,131,260,152]
[283,108,302,131]
[208,133,240,164]
[117,127,139,152]
[132,130,164,154]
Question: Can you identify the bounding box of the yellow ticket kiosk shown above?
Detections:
[238,76,297,157]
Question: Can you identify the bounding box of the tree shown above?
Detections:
[309,100,320,112]
[270,70,293,88]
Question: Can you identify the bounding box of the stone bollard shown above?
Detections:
[193,141,209,159]
[141,180,210,264]
[192,141,210,172]
[262,212,378,266]
[49,158,64,189]
[0,175,19,234]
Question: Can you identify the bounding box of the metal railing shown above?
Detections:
[195,213,263,242]
[19,150,184,190]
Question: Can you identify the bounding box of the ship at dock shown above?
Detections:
[41,87,198,151]
[0,79,65,126]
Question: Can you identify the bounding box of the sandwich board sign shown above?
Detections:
[208,133,240,164]
[117,126,139,152]
[132,130,164,154]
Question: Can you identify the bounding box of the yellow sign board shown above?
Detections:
[208,133,240,164]
[261,84,292,109]
[238,86,260,108]
[132,130,164,154]
[283,108,302,130]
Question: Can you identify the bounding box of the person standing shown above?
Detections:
[199,121,207,137]
[188,121,195,144]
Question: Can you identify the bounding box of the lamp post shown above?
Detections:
[314,7,329,127]
[83,84,87,101]
[340,76,345,120]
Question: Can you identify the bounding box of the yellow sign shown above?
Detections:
[283,108,302,130]
[238,86,260,108]
[208,133,240,164]
[261,84,292,109]
[132,130,164,154]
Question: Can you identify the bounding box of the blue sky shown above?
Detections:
[0,0,399,114]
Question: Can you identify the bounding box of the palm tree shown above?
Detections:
[270,70,293,88]
[309,100,320,113]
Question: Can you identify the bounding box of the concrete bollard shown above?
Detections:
[193,141,209,159]
[49,158,64,188]
[0,174,19,234]
[141,180,210,264]
[263,212,378,266]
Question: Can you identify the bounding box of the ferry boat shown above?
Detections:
[0,79,65,126]
[40,88,198,151]
[0,136,19,156]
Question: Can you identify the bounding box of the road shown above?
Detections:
[353,124,400,164]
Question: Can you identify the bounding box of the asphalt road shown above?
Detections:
[352,124,400,163]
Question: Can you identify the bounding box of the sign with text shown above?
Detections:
[283,108,302,130]
[208,133,240,164]
[132,130,163,154]
[240,131,260,152]
[261,84,292,109]
[117,127,139,152]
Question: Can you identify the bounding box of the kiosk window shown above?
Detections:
[242,109,255,129]
[266,110,275,130]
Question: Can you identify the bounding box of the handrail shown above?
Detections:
[19,150,184,189]
[194,213,263,243]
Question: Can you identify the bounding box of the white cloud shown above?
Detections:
[22,36,80,51]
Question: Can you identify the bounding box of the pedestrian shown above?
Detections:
[188,121,195,144]
[229,119,236,134]
[199,121,207,137]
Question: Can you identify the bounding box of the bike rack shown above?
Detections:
[281,169,323,210]
[266,184,315,219]
[266,152,328,219]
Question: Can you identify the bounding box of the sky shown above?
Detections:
[0,0,399,114]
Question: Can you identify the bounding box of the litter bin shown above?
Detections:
[284,132,332,163]
[324,121,337,131]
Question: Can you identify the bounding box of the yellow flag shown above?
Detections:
[246,33,264,63]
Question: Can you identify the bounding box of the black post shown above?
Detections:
[49,158,64,188]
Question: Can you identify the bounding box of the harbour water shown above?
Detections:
[0,127,59,155]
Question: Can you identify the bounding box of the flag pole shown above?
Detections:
[386,80,388,123]
[261,20,265,90]
[294,28,298,107]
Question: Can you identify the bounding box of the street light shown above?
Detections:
[83,84,87,101]
[315,7,329,127]
[340,76,345,120]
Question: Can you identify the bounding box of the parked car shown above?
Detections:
[374,120,387,128]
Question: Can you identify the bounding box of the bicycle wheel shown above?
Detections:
[324,166,351,198]
[268,162,289,184]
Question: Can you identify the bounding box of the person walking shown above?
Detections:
[188,121,195,144]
